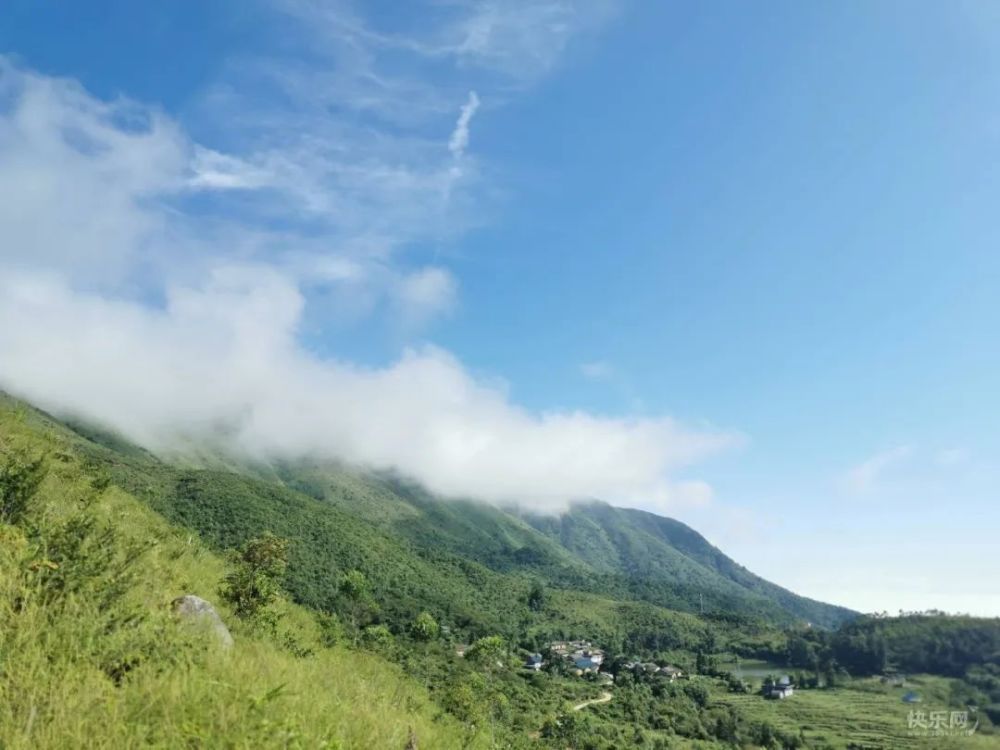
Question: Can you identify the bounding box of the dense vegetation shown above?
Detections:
[0,403,482,749]
[521,501,853,628]
[3,393,998,749]
[48,410,824,658]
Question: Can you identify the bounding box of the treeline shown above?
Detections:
[779,614,1000,678]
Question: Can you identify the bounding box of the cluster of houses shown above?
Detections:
[523,640,614,681]
[463,637,798,704]
[622,661,684,681]
[522,640,685,685]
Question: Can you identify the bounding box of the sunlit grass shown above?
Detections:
[0,408,481,749]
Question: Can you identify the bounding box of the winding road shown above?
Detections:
[572,692,612,711]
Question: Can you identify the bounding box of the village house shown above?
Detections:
[657,665,683,681]
[524,653,544,671]
[623,662,683,681]
[573,656,601,672]
[546,640,607,678]
[764,676,795,699]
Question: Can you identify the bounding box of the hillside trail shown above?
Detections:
[572,692,612,711]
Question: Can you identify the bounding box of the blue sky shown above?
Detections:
[1,0,998,615]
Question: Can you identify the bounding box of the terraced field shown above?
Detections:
[713,678,998,749]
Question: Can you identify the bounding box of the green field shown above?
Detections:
[713,677,999,749]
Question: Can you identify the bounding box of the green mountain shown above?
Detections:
[522,502,852,628]
[9,393,853,636]
[249,462,854,628]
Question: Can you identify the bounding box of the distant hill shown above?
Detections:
[261,464,854,628]
[522,501,855,628]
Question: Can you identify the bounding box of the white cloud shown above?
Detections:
[843,445,912,494]
[0,60,187,282]
[188,147,273,190]
[393,266,458,325]
[0,12,737,515]
[449,91,481,159]
[0,270,736,512]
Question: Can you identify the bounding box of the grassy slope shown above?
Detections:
[0,401,481,750]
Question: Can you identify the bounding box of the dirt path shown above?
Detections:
[572,692,612,711]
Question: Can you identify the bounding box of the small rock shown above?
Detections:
[172,594,234,649]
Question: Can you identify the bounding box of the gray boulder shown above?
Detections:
[172,594,234,649]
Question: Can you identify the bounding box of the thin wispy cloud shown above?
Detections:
[449,91,481,159]
[273,0,620,84]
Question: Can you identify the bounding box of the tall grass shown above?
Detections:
[0,411,481,749]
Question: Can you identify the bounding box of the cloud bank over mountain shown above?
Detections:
[0,1,737,512]
[0,268,734,511]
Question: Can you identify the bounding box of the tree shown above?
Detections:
[315,611,344,647]
[466,635,506,670]
[823,661,838,689]
[411,611,440,642]
[527,581,546,612]
[465,636,507,747]
[696,650,717,675]
[361,624,394,651]
[220,532,289,621]
[338,569,378,641]
[541,711,589,746]
[0,447,47,524]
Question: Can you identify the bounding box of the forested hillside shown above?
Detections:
[25,392,855,642]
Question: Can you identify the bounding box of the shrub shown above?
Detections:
[411,611,440,642]
[0,447,46,524]
[220,532,289,621]
[361,624,394,651]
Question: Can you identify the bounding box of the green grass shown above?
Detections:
[712,677,999,749]
[0,406,483,749]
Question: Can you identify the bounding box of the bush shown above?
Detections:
[411,611,440,641]
[220,532,289,623]
[361,624,394,651]
[0,447,46,524]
